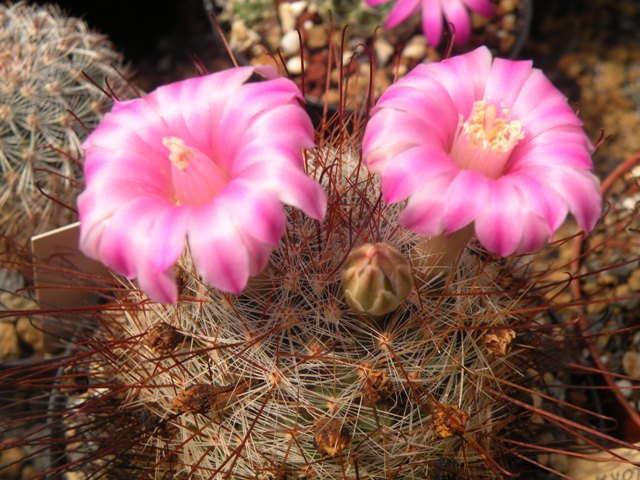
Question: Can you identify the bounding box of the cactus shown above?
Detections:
[0,111,633,479]
[44,124,572,480]
[0,2,131,250]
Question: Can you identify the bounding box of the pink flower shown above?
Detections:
[78,66,326,304]
[362,47,602,256]
[367,0,494,47]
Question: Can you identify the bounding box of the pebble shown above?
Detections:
[374,39,395,65]
[502,13,517,32]
[628,269,640,291]
[536,452,569,475]
[286,55,303,75]
[622,351,640,378]
[594,62,627,91]
[498,33,516,53]
[16,316,45,353]
[322,88,341,106]
[280,29,301,55]
[548,453,569,474]
[278,3,297,33]
[402,35,427,60]
[471,12,490,29]
[305,25,329,49]
[229,19,260,53]
[615,379,634,399]
[597,273,618,287]
[499,0,517,13]
[0,442,26,479]
[290,1,308,18]
[0,322,20,360]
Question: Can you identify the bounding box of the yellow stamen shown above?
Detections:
[162,136,192,171]
[450,100,525,178]
[464,100,524,153]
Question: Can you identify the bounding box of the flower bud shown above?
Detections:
[341,243,414,316]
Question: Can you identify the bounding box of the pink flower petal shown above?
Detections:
[502,172,568,232]
[474,180,524,256]
[511,70,584,139]
[518,213,552,253]
[242,104,315,151]
[511,125,593,171]
[379,145,456,203]
[147,206,191,272]
[136,266,178,305]
[233,104,314,173]
[517,101,584,141]
[398,172,457,236]
[83,149,172,196]
[188,205,251,294]
[483,57,533,108]
[92,197,175,278]
[507,141,593,173]
[510,69,568,116]
[422,0,443,46]
[145,67,256,153]
[216,181,287,246]
[441,0,472,46]
[443,169,489,232]
[78,187,166,262]
[462,0,494,17]
[385,0,421,28]
[363,75,459,168]
[524,165,602,233]
[217,78,305,169]
[237,162,327,221]
[83,104,170,159]
[416,46,492,117]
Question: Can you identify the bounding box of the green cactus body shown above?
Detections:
[0,2,131,250]
[63,140,534,479]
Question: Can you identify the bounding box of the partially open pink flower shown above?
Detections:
[363,47,601,256]
[367,0,494,47]
[78,66,326,303]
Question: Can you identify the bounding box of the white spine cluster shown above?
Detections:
[65,140,527,479]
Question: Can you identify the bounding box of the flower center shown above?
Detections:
[163,136,192,170]
[449,100,524,179]
[162,136,228,206]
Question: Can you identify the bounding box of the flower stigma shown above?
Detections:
[450,100,524,179]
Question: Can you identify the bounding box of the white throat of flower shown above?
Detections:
[449,100,524,179]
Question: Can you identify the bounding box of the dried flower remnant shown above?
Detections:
[314,419,352,457]
[482,328,516,356]
[341,243,414,315]
[172,383,239,415]
[432,403,470,439]
[78,66,327,303]
[366,0,494,47]
[363,46,602,258]
[144,322,186,354]
[359,364,393,405]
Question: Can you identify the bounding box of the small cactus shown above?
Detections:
[0,2,131,250]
